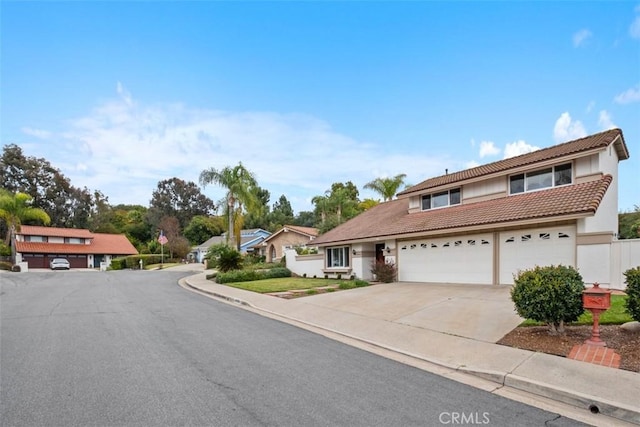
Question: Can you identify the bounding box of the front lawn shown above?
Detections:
[520,294,633,326]
[222,277,368,293]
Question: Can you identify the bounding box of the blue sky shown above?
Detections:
[2,1,639,215]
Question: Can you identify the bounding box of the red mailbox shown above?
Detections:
[582,283,611,346]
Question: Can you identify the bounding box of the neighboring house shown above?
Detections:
[305,128,635,288]
[14,225,138,269]
[259,225,318,263]
[191,228,272,262]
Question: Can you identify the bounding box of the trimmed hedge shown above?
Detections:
[511,265,585,335]
[110,254,168,270]
[216,267,292,284]
[624,266,640,321]
[0,261,12,271]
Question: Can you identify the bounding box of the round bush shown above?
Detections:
[624,266,640,322]
[510,265,585,334]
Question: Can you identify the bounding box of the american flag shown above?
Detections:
[158,230,168,245]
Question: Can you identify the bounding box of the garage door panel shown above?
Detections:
[398,233,493,284]
[499,226,575,284]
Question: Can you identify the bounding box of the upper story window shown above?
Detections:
[25,236,47,242]
[421,188,461,210]
[64,237,85,244]
[509,163,572,195]
[326,246,350,268]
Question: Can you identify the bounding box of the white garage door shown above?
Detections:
[398,233,493,284]
[499,226,575,285]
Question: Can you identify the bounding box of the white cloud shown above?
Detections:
[586,100,596,113]
[598,110,616,130]
[553,112,587,143]
[503,140,540,159]
[478,141,500,158]
[573,29,592,47]
[21,127,51,139]
[630,14,640,39]
[614,84,640,104]
[41,85,451,213]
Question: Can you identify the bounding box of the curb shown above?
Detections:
[182,278,640,426]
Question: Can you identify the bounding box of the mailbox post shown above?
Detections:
[582,283,611,347]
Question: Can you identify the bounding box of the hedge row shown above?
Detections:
[216,267,292,284]
[110,255,173,270]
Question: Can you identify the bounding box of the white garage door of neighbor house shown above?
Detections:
[397,233,494,284]
[499,226,576,285]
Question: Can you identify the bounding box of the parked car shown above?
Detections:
[50,258,70,270]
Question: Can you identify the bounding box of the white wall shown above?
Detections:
[284,249,324,278]
[578,148,620,234]
[577,244,612,287]
[463,176,505,200]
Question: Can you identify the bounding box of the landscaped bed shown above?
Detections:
[498,294,640,372]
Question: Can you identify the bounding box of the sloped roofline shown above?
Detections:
[398,128,628,197]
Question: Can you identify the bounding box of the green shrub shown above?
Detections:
[0,261,11,271]
[0,242,11,256]
[511,265,585,335]
[371,261,397,283]
[354,279,369,287]
[216,269,259,284]
[205,243,242,272]
[216,267,291,284]
[110,258,126,270]
[624,266,640,321]
[264,267,292,279]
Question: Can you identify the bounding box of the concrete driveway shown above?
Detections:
[298,282,524,343]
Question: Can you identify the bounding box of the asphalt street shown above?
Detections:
[1,270,589,427]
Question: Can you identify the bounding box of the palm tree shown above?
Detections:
[0,191,51,260]
[311,194,330,224]
[363,174,408,202]
[199,163,258,249]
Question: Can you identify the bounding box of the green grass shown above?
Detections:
[520,294,632,326]
[222,277,368,293]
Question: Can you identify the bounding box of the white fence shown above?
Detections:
[611,238,640,289]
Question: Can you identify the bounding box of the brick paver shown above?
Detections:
[568,344,621,368]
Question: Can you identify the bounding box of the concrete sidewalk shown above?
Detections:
[182,273,640,426]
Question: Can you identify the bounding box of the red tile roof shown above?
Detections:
[16,231,138,255]
[313,175,612,246]
[398,128,627,197]
[19,225,94,239]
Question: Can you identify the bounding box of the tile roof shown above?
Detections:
[18,225,94,239]
[313,175,612,246]
[398,128,627,197]
[16,233,138,255]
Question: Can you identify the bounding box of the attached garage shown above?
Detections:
[498,225,576,284]
[23,254,47,269]
[398,233,494,284]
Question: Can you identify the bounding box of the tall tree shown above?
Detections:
[199,162,259,249]
[183,215,225,245]
[0,191,51,249]
[148,177,216,230]
[364,174,407,201]
[0,144,99,228]
[267,194,294,229]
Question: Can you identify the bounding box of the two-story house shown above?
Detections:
[310,128,631,288]
[14,225,138,269]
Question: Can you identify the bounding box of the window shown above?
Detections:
[510,163,572,194]
[421,188,461,210]
[64,237,84,244]
[26,236,46,242]
[326,247,350,268]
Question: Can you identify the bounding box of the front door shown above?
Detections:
[375,243,385,264]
